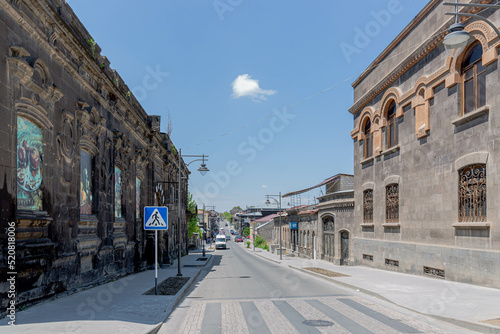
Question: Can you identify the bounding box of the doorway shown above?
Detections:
[340,231,349,265]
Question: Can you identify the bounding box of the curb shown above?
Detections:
[183,254,213,267]
[253,252,282,264]
[288,265,500,334]
[148,255,215,334]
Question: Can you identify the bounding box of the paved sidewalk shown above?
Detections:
[0,250,213,334]
[239,242,500,334]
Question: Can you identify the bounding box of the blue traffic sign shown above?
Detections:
[289,222,298,229]
[144,206,168,230]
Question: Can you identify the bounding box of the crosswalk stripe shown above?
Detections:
[174,296,453,334]
[307,299,375,334]
[317,297,402,334]
[254,299,300,334]
[201,302,222,334]
[286,298,351,334]
[273,300,323,334]
[338,298,422,333]
[346,296,452,334]
[240,301,271,334]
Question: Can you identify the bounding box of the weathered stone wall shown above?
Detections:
[256,222,274,244]
[0,0,189,311]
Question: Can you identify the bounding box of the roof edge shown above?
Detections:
[351,0,440,89]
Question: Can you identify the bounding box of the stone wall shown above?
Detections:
[350,1,500,287]
[0,0,189,311]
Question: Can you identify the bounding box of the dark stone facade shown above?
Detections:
[0,0,190,311]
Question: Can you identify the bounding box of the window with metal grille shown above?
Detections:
[363,189,373,223]
[459,164,486,222]
[462,43,486,114]
[385,184,399,223]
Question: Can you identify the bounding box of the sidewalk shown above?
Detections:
[0,250,213,334]
[239,242,500,334]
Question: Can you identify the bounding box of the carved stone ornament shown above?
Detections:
[57,110,76,163]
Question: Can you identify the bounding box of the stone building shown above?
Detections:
[254,213,277,244]
[280,174,354,261]
[349,0,500,287]
[316,174,354,265]
[0,0,191,310]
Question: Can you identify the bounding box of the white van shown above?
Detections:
[215,234,227,249]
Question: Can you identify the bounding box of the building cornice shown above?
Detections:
[352,0,441,89]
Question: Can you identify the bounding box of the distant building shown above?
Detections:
[281,174,354,261]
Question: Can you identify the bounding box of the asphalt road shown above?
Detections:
[160,225,468,334]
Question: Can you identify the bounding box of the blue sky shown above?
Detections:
[67,0,428,212]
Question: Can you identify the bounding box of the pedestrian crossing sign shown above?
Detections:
[144,206,168,230]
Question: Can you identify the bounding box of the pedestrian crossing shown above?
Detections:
[173,295,452,334]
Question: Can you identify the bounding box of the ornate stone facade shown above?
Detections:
[350,0,500,287]
[0,0,190,311]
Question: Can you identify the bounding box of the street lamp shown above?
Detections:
[177,149,209,276]
[443,1,500,58]
[265,192,282,260]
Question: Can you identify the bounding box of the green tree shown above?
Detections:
[243,227,250,236]
[255,235,269,251]
[187,193,201,238]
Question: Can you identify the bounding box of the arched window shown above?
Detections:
[459,164,486,222]
[364,118,372,159]
[462,43,486,114]
[386,101,397,148]
[386,184,399,223]
[363,189,373,223]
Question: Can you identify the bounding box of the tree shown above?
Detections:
[187,193,201,238]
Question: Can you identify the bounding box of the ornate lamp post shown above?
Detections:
[265,192,282,260]
[177,149,209,276]
[443,1,500,57]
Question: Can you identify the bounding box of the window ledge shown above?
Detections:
[452,105,489,126]
[361,223,374,228]
[381,144,400,156]
[382,223,400,228]
[452,222,490,230]
[360,156,374,165]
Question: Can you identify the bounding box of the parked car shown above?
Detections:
[235,236,243,242]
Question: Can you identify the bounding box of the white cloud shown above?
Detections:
[231,74,276,101]
[261,185,268,188]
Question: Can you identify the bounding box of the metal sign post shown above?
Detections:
[144,206,168,295]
